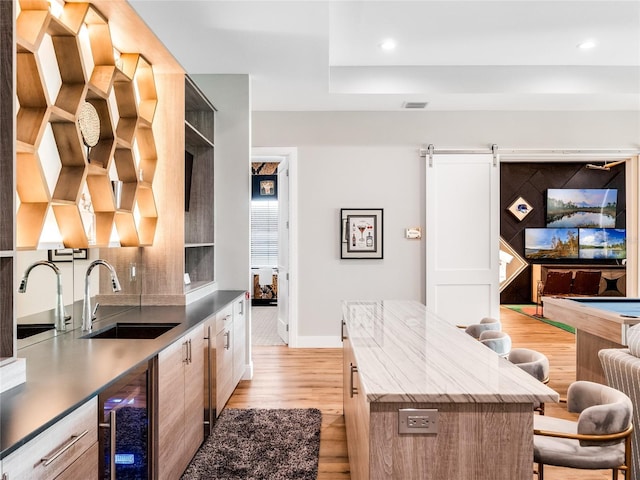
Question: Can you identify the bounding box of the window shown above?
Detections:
[251,200,278,266]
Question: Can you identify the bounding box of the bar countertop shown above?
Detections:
[0,290,245,459]
[342,300,559,404]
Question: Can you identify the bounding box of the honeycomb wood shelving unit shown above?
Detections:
[15,0,159,250]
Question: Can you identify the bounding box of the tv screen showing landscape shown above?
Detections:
[578,228,626,260]
[524,228,579,259]
[546,188,617,228]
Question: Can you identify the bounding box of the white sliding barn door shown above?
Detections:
[426,153,500,326]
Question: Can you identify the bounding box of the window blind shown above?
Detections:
[251,200,279,266]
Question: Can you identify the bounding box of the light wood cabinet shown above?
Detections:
[215,304,234,416]
[0,396,98,479]
[342,323,370,480]
[157,325,204,480]
[232,295,247,385]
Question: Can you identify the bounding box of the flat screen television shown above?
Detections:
[524,228,579,259]
[578,228,626,260]
[546,188,617,228]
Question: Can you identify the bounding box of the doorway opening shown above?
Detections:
[250,148,297,346]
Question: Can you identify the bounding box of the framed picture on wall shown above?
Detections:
[340,208,384,259]
[251,175,278,200]
[507,196,533,222]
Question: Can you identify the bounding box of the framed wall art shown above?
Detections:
[48,248,88,263]
[507,196,533,222]
[341,208,383,259]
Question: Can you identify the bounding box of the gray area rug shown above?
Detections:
[181,408,322,480]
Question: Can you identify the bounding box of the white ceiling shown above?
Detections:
[130,1,640,111]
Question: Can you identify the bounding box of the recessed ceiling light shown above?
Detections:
[379,39,397,51]
[577,40,596,50]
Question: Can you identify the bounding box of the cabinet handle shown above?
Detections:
[238,299,244,315]
[188,339,192,364]
[40,429,89,466]
[224,331,230,350]
[182,341,189,364]
[349,364,358,398]
[99,410,116,480]
[341,320,347,341]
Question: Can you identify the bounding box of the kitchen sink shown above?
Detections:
[16,324,56,339]
[83,323,180,340]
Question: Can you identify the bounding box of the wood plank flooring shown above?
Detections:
[225,306,625,480]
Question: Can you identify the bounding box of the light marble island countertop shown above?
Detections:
[342,300,559,404]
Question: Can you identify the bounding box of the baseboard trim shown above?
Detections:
[293,336,342,348]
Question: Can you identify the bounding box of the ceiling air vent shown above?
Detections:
[402,101,428,109]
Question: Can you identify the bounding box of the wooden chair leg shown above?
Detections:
[537,462,544,480]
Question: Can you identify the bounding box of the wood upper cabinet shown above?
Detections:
[157,325,204,479]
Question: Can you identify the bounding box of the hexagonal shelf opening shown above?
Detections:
[47,25,87,117]
[52,203,89,248]
[82,6,116,98]
[49,120,85,203]
[16,0,50,52]
[134,125,157,185]
[133,55,157,125]
[112,75,138,146]
[83,92,116,170]
[16,51,49,147]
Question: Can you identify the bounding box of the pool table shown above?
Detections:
[543,296,640,383]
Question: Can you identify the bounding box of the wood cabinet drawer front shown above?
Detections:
[2,397,98,480]
[215,305,233,334]
[55,442,99,480]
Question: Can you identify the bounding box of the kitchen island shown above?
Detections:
[342,300,558,480]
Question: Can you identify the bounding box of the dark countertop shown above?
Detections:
[0,289,245,459]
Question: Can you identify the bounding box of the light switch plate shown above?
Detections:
[398,408,438,434]
[405,227,422,239]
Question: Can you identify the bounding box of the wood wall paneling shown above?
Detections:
[500,162,626,304]
[0,0,15,361]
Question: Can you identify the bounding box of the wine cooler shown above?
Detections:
[98,361,153,479]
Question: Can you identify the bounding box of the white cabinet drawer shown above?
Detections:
[2,397,97,479]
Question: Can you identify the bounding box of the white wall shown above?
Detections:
[253,110,640,346]
[191,74,252,292]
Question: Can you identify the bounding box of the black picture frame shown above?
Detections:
[48,248,88,263]
[252,175,278,200]
[340,208,384,259]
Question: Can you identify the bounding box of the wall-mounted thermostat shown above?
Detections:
[405,227,422,239]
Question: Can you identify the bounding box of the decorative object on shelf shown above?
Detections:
[48,248,88,262]
[77,101,100,150]
[507,196,533,221]
[340,208,384,259]
[111,181,123,210]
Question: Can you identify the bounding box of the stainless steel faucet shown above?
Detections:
[82,260,122,331]
[18,260,70,331]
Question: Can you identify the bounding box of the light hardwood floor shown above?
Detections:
[226,306,625,480]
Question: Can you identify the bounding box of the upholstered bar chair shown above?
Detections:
[464,317,501,339]
[533,380,633,480]
[478,330,511,357]
[508,348,550,414]
[599,324,640,480]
